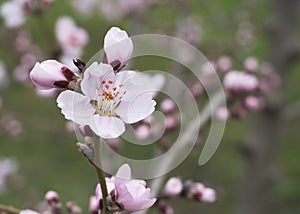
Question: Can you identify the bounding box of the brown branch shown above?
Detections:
[0,204,20,214]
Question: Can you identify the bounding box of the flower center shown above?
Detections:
[94,79,126,116]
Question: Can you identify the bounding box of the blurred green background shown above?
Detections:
[1,0,300,213]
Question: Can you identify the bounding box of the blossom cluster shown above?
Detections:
[30,27,160,139]
[192,56,280,121]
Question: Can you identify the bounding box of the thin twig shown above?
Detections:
[93,135,109,214]
[137,91,225,214]
[0,204,20,214]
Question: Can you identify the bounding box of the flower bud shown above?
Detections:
[135,124,151,140]
[244,96,264,110]
[215,107,230,121]
[89,196,99,214]
[217,56,232,72]
[186,182,205,201]
[45,190,59,203]
[164,177,183,197]
[160,99,176,113]
[30,60,76,90]
[104,27,133,70]
[244,57,258,72]
[201,188,217,203]
[66,201,82,214]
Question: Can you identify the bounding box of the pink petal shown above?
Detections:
[57,91,94,125]
[88,115,125,139]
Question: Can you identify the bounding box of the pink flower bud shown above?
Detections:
[187,182,205,201]
[201,187,217,203]
[159,203,174,214]
[191,82,204,97]
[135,124,151,140]
[215,107,230,121]
[104,27,133,69]
[66,201,82,214]
[45,190,59,202]
[89,196,99,213]
[223,71,259,92]
[244,96,264,110]
[164,177,183,197]
[217,56,232,72]
[160,99,176,113]
[30,60,75,90]
[165,115,178,129]
[244,57,258,72]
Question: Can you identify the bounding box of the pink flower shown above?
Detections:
[19,210,39,214]
[114,164,156,211]
[164,177,183,197]
[30,60,75,90]
[55,16,89,56]
[95,164,156,212]
[57,62,156,139]
[104,27,133,69]
[0,0,26,28]
[201,188,217,203]
[223,71,259,92]
[244,57,258,72]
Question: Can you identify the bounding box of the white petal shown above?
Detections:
[116,164,131,180]
[104,27,133,64]
[81,62,115,100]
[88,115,125,139]
[119,72,164,101]
[115,93,156,124]
[57,91,94,125]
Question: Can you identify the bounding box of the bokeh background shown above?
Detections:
[1,0,300,213]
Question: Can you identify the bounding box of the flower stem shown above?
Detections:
[93,136,109,214]
[0,204,20,214]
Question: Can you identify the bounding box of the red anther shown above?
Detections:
[108,80,113,84]
[113,87,117,91]
[102,80,106,84]
[105,84,109,89]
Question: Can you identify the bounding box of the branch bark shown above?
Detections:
[237,1,300,214]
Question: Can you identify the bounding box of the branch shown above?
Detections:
[93,136,110,214]
[282,100,300,121]
[0,204,20,214]
[137,91,225,214]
